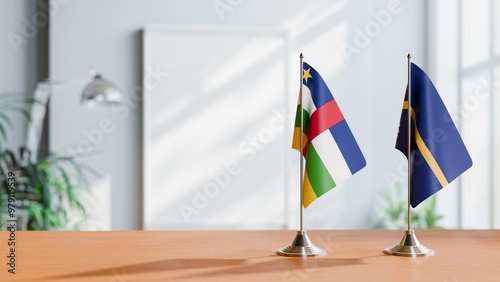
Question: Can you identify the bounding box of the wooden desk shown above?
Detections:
[0,230,499,281]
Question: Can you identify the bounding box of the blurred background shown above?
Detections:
[0,0,498,230]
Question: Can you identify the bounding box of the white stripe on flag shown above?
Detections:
[311,130,353,185]
[302,86,317,114]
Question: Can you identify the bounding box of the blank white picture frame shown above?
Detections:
[142,24,291,229]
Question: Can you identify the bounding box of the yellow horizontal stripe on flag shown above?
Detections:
[311,130,352,185]
[303,171,317,208]
[403,102,449,187]
[292,127,308,152]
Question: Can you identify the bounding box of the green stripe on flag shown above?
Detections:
[294,105,310,136]
[305,143,336,197]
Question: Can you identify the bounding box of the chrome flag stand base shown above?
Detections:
[277,230,326,257]
[383,230,434,257]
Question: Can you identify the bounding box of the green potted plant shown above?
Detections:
[0,92,93,230]
[373,181,444,229]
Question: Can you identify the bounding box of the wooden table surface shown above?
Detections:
[0,230,499,281]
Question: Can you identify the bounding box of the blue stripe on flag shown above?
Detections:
[303,62,333,109]
[411,148,443,207]
[410,63,473,183]
[329,120,366,174]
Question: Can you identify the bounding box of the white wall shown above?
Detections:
[0,0,37,150]
[49,0,425,230]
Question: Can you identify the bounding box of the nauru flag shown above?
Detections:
[293,62,366,208]
[395,63,472,207]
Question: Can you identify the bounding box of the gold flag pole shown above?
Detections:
[277,53,325,257]
[383,54,434,257]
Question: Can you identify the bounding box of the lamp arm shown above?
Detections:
[25,82,51,162]
[43,67,97,90]
[25,68,121,161]
[25,67,97,161]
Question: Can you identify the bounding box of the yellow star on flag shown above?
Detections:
[303,67,312,83]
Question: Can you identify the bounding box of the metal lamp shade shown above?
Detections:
[81,74,122,106]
